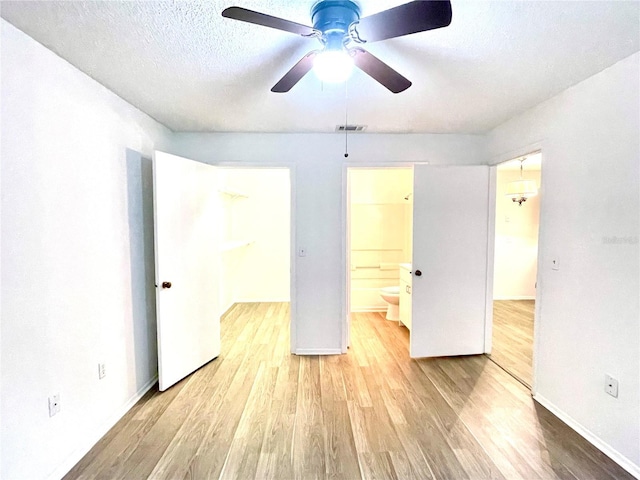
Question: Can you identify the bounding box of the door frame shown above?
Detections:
[341,162,417,353]
[213,161,297,353]
[485,141,545,394]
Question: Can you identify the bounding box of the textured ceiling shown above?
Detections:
[2,1,639,133]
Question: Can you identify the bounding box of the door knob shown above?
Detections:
[414,270,422,276]
[162,281,172,289]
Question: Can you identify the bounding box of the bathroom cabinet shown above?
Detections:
[399,264,412,331]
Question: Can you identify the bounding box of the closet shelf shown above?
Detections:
[220,239,254,252]
[219,187,249,199]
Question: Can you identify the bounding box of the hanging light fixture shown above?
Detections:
[505,159,538,206]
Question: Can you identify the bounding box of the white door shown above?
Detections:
[410,165,490,358]
[153,151,221,391]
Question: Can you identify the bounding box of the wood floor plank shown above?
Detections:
[218,362,278,480]
[491,299,535,385]
[358,451,397,480]
[293,356,327,480]
[146,355,254,479]
[363,316,494,480]
[65,387,177,480]
[183,348,275,478]
[323,399,361,480]
[253,413,295,480]
[389,421,436,480]
[253,355,299,479]
[387,450,413,480]
[65,304,634,480]
[420,357,556,479]
[101,352,233,480]
[147,303,278,480]
[359,368,404,453]
[340,360,373,408]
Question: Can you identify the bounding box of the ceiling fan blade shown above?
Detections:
[222,7,318,37]
[352,48,411,93]
[354,1,452,43]
[271,51,319,93]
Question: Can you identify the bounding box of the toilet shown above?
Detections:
[379,286,400,321]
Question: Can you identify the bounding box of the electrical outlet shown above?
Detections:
[48,394,60,417]
[605,374,618,398]
[98,363,106,379]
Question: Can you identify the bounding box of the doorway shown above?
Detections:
[343,164,491,359]
[153,153,293,390]
[489,152,541,387]
[219,166,293,355]
[345,167,414,350]
[218,167,291,314]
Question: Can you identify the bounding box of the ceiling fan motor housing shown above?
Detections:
[311,0,361,43]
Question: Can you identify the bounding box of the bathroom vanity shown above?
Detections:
[399,263,412,331]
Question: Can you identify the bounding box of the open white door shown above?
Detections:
[410,165,489,358]
[153,151,221,391]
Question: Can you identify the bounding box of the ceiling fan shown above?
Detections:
[222,1,452,93]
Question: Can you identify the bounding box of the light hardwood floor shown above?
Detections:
[65,303,631,480]
[490,300,535,386]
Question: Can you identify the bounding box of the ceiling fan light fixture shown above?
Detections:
[313,48,353,83]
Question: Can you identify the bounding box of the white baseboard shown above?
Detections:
[351,306,387,313]
[233,298,290,303]
[493,295,536,301]
[295,348,342,355]
[221,299,290,316]
[533,394,640,479]
[48,375,158,480]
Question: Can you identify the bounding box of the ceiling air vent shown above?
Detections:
[336,124,367,132]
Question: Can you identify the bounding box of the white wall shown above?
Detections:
[493,167,541,300]
[170,133,487,353]
[487,52,640,474]
[218,168,290,314]
[1,20,172,480]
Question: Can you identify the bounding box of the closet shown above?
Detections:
[218,168,291,315]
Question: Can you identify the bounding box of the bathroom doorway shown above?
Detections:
[345,167,413,350]
[488,152,541,387]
